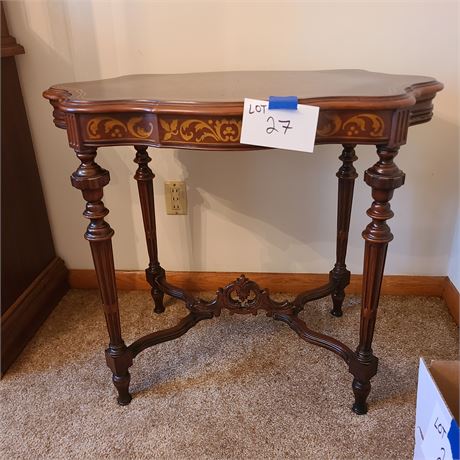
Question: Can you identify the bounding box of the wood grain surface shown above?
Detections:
[69,270,447,297]
[45,70,442,110]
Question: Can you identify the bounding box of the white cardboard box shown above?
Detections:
[414,358,459,460]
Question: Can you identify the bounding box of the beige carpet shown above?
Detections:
[0,289,458,459]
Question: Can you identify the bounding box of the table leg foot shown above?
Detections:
[146,266,166,313]
[113,372,132,405]
[112,371,133,406]
[117,397,132,406]
[152,287,165,314]
[330,290,345,317]
[329,265,350,318]
[106,347,134,406]
[351,378,371,415]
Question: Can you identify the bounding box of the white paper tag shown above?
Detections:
[420,403,453,460]
[240,98,319,153]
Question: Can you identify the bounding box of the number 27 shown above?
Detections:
[266,116,293,135]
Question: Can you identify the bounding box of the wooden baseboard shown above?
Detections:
[68,269,447,297]
[443,277,460,326]
[1,257,69,375]
[69,269,459,325]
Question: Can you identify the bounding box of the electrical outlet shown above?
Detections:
[165,181,187,215]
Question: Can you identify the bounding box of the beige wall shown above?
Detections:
[5,0,459,280]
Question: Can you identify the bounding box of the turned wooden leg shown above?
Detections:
[329,144,358,317]
[134,146,165,314]
[71,148,133,405]
[350,145,405,414]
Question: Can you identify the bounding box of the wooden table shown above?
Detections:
[44,70,442,414]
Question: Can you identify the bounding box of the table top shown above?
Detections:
[44,69,442,113]
[43,69,443,150]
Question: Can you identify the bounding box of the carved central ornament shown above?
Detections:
[226,275,260,309]
[191,275,300,317]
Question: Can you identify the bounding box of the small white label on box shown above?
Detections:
[421,404,453,460]
[240,98,319,153]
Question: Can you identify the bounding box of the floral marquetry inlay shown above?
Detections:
[159,113,385,145]
[87,116,154,140]
[160,118,242,144]
[317,113,385,138]
[83,112,386,145]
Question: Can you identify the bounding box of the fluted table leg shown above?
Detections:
[71,148,133,405]
[134,146,165,313]
[329,144,358,317]
[350,145,405,414]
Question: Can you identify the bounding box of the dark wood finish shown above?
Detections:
[329,144,358,316]
[70,148,132,405]
[351,145,406,414]
[43,70,442,150]
[133,146,165,313]
[1,257,68,374]
[1,19,56,312]
[45,70,439,108]
[1,3,68,374]
[43,70,442,413]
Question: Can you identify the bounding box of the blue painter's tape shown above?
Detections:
[448,419,459,460]
[268,96,298,110]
